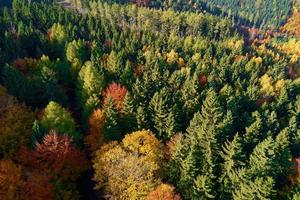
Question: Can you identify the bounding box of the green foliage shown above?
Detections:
[77,61,105,124]
[41,101,82,146]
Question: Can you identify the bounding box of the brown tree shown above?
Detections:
[146,184,181,200]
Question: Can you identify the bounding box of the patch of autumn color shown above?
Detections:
[104,40,112,49]
[122,130,165,165]
[192,53,201,63]
[85,109,105,153]
[166,134,183,160]
[93,130,165,200]
[198,74,208,86]
[20,171,54,200]
[282,10,300,37]
[289,157,300,186]
[178,58,185,69]
[131,0,150,7]
[0,159,23,200]
[103,82,127,111]
[226,39,244,50]
[134,64,144,77]
[166,50,179,65]
[274,79,285,91]
[146,184,181,200]
[0,85,35,158]
[18,131,88,181]
[250,56,263,65]
[12,57,37,75]
[288,66,300,79]
[260,74,274,96]
[48,23,67,43]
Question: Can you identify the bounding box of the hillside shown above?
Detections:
[0,0,300,199]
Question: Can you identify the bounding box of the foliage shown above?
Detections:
[103,82,128,111]
[17,130,88,181]
[93,130,165,199]
[85,108,105,153]
[146,183,181,200]
[41,101,82,146]
[0,85,35,158]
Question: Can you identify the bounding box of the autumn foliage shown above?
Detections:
[12,57,37,75]
[103,82,127,111]
[85,109,105,153]
[0,159,23,200]
[18,131,88,181]
[0,85,35,158]
[0,160,55,200]
[146,184,181,200]
[93,130,165,199]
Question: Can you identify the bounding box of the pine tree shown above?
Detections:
[175,90,228,199]
[121,93,137,133]
[243,111,264,153]
[103,97,121,141]
[77,61,105,125]
[233,176,275,200]
[219,134,246,199]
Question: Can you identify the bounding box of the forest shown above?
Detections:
[0,0,300,199]
[79,0,292,29]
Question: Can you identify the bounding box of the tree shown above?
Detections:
[146,184,181,200]
[149,88,178,140]
[66,40,89,75]
[0,85,35,158]
[0,159,23,200]
[85,109,105,153]
[121,92,137,133]
[18,131,87,181]
[233,176,275,200]
[41,101,82,146]
[169,90,232,199]
[103,82,127,112]
[219,134,246,199]
[93,130,165,200]
[77,61,105,124]
[103,97,122,141]
[48,23,68,44]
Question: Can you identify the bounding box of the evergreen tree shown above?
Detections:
[219,134,245,199]
[121,92,137,133]
[233,176,275,200]
[77,61,105,125]
[103,97,121,141]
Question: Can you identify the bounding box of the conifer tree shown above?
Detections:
[77,61,105,125]
[219,134,245,199]
[103,97,121,141]
[233,176,275,200]
[121,93,137,132]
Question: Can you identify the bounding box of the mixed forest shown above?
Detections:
[0,0,300,199]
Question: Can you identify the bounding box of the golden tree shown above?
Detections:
[93,130,165,200]
[85,109,105,153]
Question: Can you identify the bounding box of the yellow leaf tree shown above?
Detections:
[93,130,165,200]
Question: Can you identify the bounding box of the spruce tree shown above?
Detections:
[103,97,121,141]
[219,134,245,199]
[77,61,105,125]
[121,92,137,133]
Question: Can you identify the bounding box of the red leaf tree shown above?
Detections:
[102,82,127,111]
[18,130,88,181]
